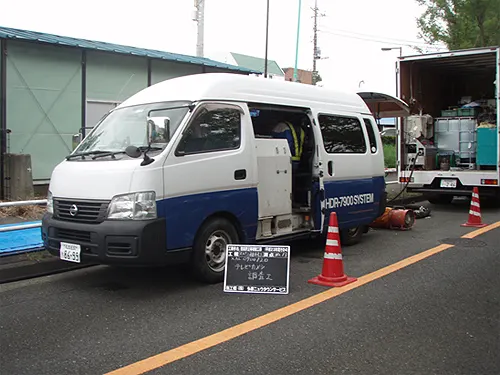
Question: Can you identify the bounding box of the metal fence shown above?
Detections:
[0,199,45,232]
[0,199,47,208]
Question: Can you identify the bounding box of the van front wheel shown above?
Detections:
[191,217,239,284]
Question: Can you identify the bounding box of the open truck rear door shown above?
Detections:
[357,91,410,119]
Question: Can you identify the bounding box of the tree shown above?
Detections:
[312,71,322,86]
[415,0,500,50]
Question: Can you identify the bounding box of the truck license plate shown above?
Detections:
[60,242,81,263]
[440,179,457,188]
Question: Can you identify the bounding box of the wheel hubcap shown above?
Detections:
[205,230,230,273]
[347,227,361,237]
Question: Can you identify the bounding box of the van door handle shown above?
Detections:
[234,169,247,180]
[328,161,333,176]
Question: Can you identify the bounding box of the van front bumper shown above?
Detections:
[41,214,190,266]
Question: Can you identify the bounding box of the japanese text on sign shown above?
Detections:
[224,244,290,295]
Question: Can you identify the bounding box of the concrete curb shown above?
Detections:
[0,250,96,284]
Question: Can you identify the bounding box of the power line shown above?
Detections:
[319,26,446,49]
[318,28,445,51]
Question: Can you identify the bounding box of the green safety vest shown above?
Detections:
[285,122,305,161]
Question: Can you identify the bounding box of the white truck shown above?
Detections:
[396,47,499,205]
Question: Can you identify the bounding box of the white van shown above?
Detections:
[42,73,397,283]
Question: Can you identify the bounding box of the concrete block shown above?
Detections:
[3,153,34,200]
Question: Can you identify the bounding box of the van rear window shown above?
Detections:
[318,115,367,154]
[363,118,378,153]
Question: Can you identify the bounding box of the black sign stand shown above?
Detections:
[223,244,291,295]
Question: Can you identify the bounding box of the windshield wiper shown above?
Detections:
[137,146,163,152]
[66,151,111,160]
[92,146,164,160]
[91,151,127,160]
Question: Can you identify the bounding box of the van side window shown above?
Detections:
[176,105,241,155]
[318,114,367,154]
[363,118,378,153]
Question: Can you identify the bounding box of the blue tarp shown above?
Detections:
[0,221,43,257]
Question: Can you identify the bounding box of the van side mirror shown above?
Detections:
[72,133,82,150]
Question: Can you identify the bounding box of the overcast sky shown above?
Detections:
[0,0,447,95]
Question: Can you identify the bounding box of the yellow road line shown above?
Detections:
[461,221,500,239]
[105,243,455,375]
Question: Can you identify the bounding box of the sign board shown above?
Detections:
[223,244,291,295]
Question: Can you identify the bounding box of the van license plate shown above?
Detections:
[60,242,81,263]
[440,179,457,188]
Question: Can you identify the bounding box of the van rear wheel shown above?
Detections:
[191,217,239,284]
[340,226,363,246]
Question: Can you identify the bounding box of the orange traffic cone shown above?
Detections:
[461,187,487,228]
[308,212,357,288]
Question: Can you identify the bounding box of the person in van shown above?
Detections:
[271,120,305,172]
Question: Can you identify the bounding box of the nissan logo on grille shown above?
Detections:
[69,204,79,216]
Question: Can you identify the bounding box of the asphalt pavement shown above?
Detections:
[0,199,499,375]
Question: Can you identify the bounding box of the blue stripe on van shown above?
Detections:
[159,177,385,250]
[312,176,386,231]
[157,188,258,250]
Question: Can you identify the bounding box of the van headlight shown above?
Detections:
[107,191,157,220]
[46,191,54,214]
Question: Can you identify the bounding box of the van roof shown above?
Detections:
[118,73,372,115]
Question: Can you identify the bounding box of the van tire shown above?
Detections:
[340,226,363,246]
[191,217,239,284]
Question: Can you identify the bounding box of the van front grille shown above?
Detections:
[54,199,109,224]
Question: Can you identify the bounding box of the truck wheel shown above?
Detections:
[426,194,454,205]
[340,226,363,246]
[191,217,239,284]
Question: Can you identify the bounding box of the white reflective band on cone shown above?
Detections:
[472,193,479,199]
[469,210,481,216]
[471,201,480,207]
[324,252,342,260]
[326,239,339,247]
[328,226,339,233]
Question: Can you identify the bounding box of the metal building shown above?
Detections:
[0,26,258,198]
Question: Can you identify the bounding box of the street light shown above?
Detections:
[264,0,270,78]
[293,0,302,82]
[381,47,402,57]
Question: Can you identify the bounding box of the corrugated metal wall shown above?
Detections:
[86,51,147,102]
[151,60,202,85]
[3,40,238,183]
[6,41,81,181]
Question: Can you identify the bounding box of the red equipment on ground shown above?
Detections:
[370,207,416,230]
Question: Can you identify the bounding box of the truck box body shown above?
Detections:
[397,47,500,200]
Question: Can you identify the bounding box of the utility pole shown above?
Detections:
[193,0,205,57]
[264,0,270,78]
[311,0,324,85]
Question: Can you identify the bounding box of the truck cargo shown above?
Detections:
[396,47,499,204]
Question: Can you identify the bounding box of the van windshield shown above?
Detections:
[74,101,192,156]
